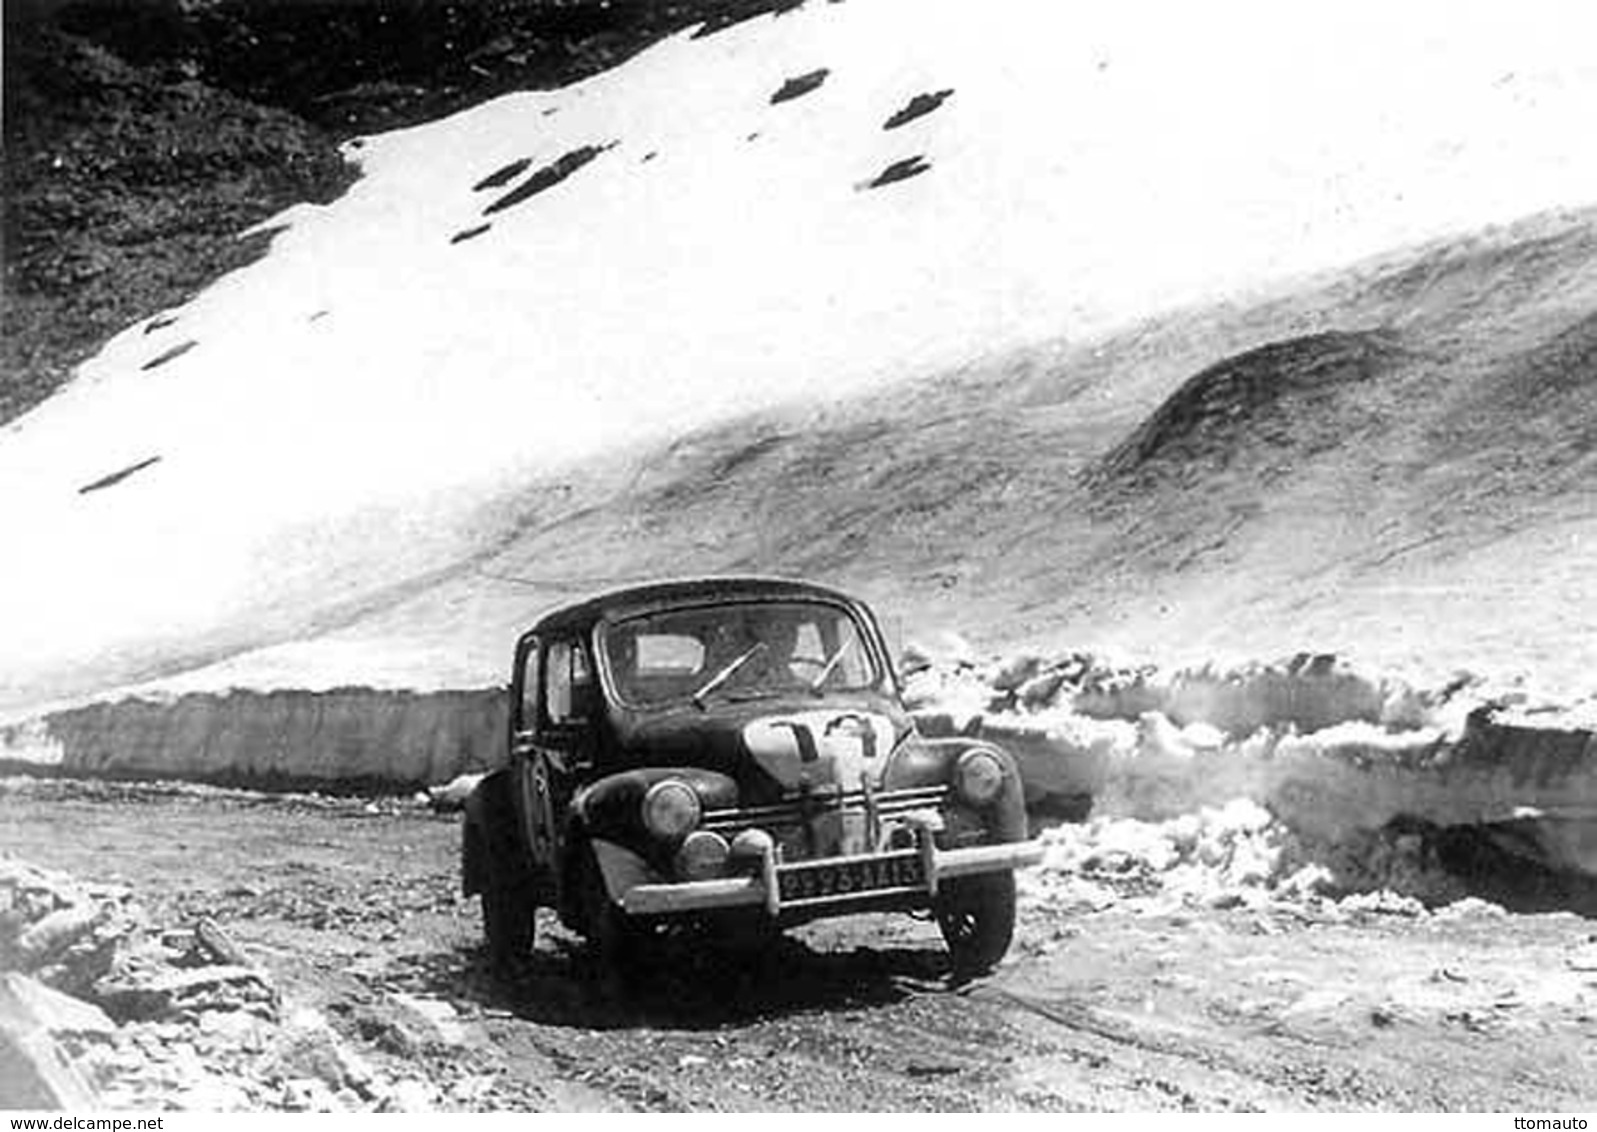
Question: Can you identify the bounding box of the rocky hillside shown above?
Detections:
[1,0,790,423]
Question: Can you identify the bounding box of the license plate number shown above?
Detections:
[777,852,925,904]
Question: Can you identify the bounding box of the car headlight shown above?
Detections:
[954,749,1005,806]
[675,830,730,880]
[729,827,774,859]
[642,779,701,841]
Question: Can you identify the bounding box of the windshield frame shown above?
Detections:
[595,597,886,710]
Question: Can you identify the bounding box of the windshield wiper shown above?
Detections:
[807,639,854,694]
[692,642,766,709]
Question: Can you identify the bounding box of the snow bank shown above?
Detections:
[1019,797,1470,914]
[6,644,1592,862]
[910,649,1597,877]
[0,689,506,789]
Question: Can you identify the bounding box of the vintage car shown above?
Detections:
[461,577,1042,978]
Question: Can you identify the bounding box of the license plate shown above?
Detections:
[777,851,925,904]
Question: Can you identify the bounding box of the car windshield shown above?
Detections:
[602,600,880,708]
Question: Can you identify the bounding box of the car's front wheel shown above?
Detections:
[576,844,648,980]
[482,849,536,972]
[466,781,536,972]
[935,870,1017,978]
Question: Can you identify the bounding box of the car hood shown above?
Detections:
[610,692,912,799]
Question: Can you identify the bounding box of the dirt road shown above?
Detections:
[3,778,1595,1112]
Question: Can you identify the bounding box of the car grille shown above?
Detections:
[701,783,948,835]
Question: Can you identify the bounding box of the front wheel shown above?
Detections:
[935,871,1017,978]
[576,845,649,982]
[482,857,536,972]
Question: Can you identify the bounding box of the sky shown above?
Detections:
[3,0,1596,711]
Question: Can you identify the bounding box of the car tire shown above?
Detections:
[709,909,784,955]
[482,852,536,973]
[935,870,1016,978]
[577,844,646,981]
[469,778,536,972]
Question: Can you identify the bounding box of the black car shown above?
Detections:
[462,577,1041,978]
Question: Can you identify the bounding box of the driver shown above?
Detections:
[702,613,804,691]
[761,617,801,680]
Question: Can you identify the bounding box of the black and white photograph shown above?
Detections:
[2,0,1596,1114]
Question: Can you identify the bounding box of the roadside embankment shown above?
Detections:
[0,688,506,791]
[907,648,1597,881]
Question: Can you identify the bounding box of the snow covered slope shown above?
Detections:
[4,0,1597,711]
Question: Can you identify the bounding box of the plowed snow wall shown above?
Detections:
[954,712,1597,831]
[1069,663,1428,732]
[910,654,1597,874]
[0,689,507,788]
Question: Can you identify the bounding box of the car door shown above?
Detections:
[509,635,557,896]
[528,634,600,888]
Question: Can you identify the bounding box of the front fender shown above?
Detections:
[890,735,1029,843]
[573,766,738,846]
[589,837,666,905]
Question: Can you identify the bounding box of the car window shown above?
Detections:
[634,633,706,676]
[603,601,878,707]
[516,637,541,730]
[545,638,594,724]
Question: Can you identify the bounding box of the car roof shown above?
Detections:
[523,576,868,639]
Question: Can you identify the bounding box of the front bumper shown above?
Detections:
[621,834,1044,917]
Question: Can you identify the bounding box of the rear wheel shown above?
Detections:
[935,871,1016,978]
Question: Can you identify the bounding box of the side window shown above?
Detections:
[516,638,541,732]
[545,638,594,724]
[634,633,706,676]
